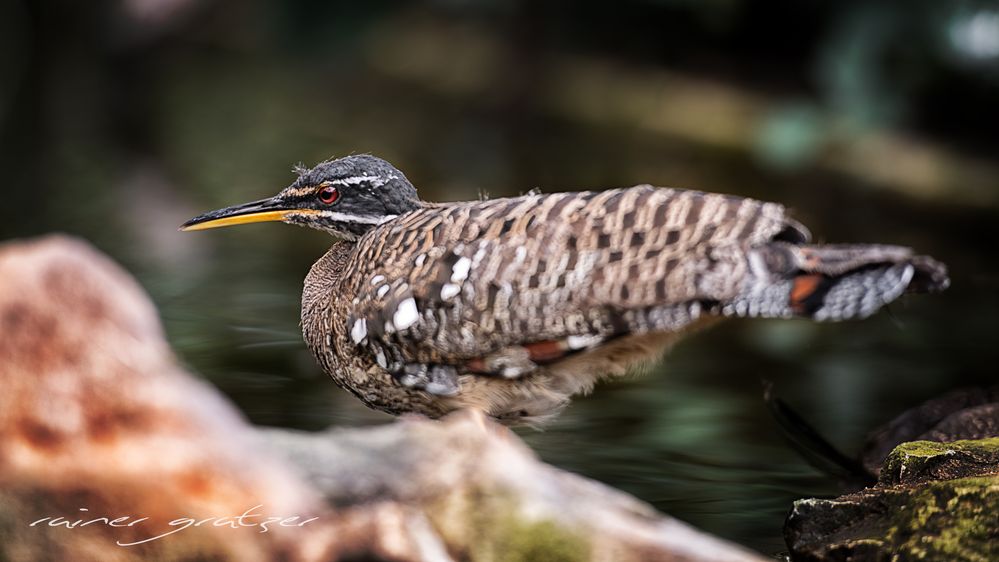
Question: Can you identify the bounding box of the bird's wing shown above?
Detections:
[342,185,801,371]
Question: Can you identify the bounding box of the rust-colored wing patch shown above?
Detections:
[789,273,830,314]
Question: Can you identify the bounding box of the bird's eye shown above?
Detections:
[318,185,340,205]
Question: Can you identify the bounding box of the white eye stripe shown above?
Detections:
[283,186,319,197]
[329,175,387,187]
[285,174,392,196]
[314,211,389,225]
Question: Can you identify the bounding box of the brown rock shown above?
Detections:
[0,235,340,561]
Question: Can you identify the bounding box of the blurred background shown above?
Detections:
[2,0,997,554]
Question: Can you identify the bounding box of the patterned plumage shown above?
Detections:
[184,155,949,425]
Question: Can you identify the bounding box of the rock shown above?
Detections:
[0,235,340,561]
[860,387,999,476]
[785,438,999,562]
[0,235,766,562]
[879,438,999,486]
[777,386,999,561]
[920,404,999,444]
[262,412,768,562]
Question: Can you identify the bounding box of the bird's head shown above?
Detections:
[180,155,421,239]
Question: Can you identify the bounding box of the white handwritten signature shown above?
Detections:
[30,505,320,546]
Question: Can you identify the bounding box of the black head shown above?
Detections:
[181,155,421,239]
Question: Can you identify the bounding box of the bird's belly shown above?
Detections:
[330,319,716,425]
[444,324,717,425]
[331,359,581,424]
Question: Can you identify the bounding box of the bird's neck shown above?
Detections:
[301,241,354,357]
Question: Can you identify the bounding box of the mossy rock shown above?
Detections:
[879,438,999,485]
[427,487,590,562]
[785,438,999,562]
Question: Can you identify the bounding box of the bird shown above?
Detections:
[181,154,949,425]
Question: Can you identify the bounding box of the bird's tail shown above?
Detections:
[721,243,949,321]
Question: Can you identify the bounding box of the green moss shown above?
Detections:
[890,438,999,460]
[428,488,589,562]
[490,517,589,562]
[790,471,999,561]
[881,475,998,561]
[881,438,999,485]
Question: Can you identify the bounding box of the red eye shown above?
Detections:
[318,185,339,204]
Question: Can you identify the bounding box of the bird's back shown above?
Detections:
[338,187,799,360]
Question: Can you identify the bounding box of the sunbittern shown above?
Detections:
[182,155,948,425]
